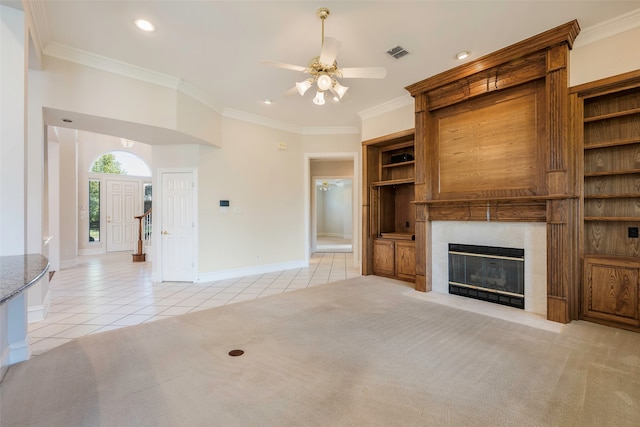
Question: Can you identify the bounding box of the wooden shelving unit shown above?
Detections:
[362,129,416,283]
[572,71,640,331]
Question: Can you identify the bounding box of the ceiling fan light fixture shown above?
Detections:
[317,74,333,91]
[313,90,326,105]
[333,80,349,99]
[296,79,313,96]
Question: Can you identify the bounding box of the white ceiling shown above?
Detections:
[21,1,640,132]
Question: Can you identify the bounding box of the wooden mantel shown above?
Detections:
[405,20,581,324]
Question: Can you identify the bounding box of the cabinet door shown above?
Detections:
[395,241,416,280]
[373,240,395,276]
[583,257,639,326]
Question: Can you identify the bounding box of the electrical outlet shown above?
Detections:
[278,142,287,150]
[405,221,410,228]
[629,227,639,238]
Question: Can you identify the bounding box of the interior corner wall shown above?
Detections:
[176,91,222,147]
[570,25,640,86]
[360,103,414,141]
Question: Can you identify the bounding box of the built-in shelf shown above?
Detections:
[584,169,640,177]
[584,216,640,222]
[584,107,640,122]
[381,160,415,169]
[584,137,640,150]
[371,178,415,187]
[584,193,640,199]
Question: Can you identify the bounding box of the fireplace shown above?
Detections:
[448,243,525,309]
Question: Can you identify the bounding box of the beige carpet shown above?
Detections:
[2,276,640,426]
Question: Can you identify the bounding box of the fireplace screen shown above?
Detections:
[448,244,524,309]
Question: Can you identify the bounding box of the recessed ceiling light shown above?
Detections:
[456,51,470,60]
[263,99,272,105]
[135,19,155,32]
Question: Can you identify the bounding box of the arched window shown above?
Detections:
[89,150,151,177]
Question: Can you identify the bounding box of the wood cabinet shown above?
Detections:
[372,238,416,281]
[572,70,640,331]
[583,256,639,328]
[363,129,416,283]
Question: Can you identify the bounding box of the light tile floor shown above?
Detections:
[28,252,360,355]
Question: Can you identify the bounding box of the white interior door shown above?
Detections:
[106,180,139,252]
[161,172,195,282]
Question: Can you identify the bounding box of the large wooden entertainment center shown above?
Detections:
[362,19,640,331]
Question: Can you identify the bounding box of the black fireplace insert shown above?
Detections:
[448,243,524,309]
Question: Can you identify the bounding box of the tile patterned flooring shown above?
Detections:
[28,252,360,356]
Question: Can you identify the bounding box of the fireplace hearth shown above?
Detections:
[448,244,524,309]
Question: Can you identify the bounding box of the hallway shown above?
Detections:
[28,252,360,355]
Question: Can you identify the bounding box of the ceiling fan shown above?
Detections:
[261,7,387,105]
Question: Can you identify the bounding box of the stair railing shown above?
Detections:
[133,208,152,262]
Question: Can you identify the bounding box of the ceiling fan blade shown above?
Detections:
[319,37,341,66]
[260,60,307,72]
[284,86,299,97]
[340,67,387,79]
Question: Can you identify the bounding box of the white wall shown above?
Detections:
[571,25,640,86]
[0,4,26,256]
[197,119,305,275]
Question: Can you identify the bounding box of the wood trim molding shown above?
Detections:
[406,20,580,96]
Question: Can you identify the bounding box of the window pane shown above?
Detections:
[89,180,100,242]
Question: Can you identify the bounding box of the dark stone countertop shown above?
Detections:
[0,254,49,305]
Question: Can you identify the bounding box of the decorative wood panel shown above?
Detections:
[583,256,639,327]
[396,241,416,281]
[372,239,395,277]
[437,90,538,196]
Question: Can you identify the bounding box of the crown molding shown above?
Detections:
[302,126,359,135]
[573,7,640,48]
[176,80,221,114]
[44,42,182,90]
[24,0,50,52]
[357,95,414,121]
[223,108,303,134]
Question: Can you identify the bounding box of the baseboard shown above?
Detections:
[28,289,51,323]
[318,233,352,239]
[60,258,77,269]
[197,259,307,283]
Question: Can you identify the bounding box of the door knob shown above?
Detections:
[162,230,169,235]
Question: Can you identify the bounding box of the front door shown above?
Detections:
[161,172,195,282]
[106,179,139,252]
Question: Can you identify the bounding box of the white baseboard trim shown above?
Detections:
[9,336,31,365]
[318,233,352,239]
[60,258,77,269]
[28,289,51,323]
[197,259,307,283]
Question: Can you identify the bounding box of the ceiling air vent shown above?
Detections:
[386,45,409,60]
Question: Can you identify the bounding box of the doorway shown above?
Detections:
[314,178,353,253]
[304,153,359,268]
